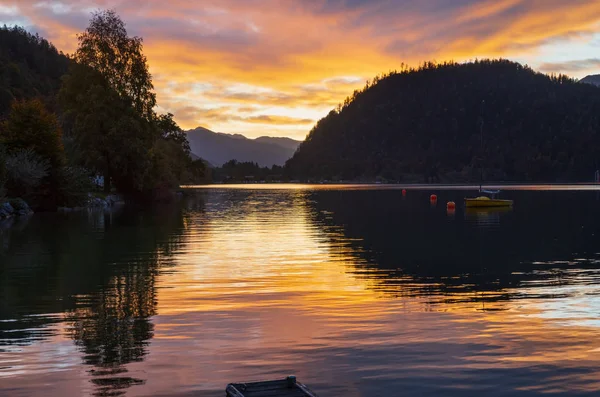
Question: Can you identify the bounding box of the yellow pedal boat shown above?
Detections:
[464,196,513,208]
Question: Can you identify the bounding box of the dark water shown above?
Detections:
[2,185,600,396]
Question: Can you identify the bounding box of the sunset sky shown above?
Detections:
[2,0,600,140]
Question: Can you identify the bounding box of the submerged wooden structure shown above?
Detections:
[226,376,318,397]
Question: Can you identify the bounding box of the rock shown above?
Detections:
[85,193,123,208]
[105,194,124,206]
[0,202,14,219]
[8,198,32,216]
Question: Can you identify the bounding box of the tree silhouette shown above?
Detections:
[286,60,600,183]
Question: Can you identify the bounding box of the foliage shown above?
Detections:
[186,159,209,184]
[74,9,156,121]
[0,25,70,114]
[0,145,6,200]
[286,59,600,182]
[0,99,65,208]
[58,166,94,207]
[0,11,194,205]
[4,148,50,197]
[213,160,284,182]
[1,98,65,169]
[61,11,193,199]
[60,63,155,195]
[156,113,191,154]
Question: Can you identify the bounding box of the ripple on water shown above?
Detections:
[2,188,600,396]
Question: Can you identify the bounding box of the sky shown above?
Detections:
[2,0,600,140]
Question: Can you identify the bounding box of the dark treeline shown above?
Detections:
[0,26,70,113]
[286,60,600,183]
[0,11,204,210]
[211,159,284,183]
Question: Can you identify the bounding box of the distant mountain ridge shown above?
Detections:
[580,74,600,87]
[186,127,301,167]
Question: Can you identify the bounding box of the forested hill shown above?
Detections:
[0,26,70,113]
[581,74,600,87]
[286,60,600,183]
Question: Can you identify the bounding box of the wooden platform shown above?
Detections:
[226,376,318,397]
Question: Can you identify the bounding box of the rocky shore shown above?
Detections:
[58,194,124,212]
[0,198,34,220]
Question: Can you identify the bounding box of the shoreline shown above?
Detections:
[181,182,600,190]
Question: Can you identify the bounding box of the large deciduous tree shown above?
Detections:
[61,9,197,198]
[60,64,151,193]
[74,9,156,121]
[61,10,157,194]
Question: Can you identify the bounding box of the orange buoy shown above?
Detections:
[402,189,407,196]
[447,201,456,210]
[430,194,437,201]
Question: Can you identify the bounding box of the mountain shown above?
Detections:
[0,26,71,114]
[186,127,301,167]
[254,136,301,151]
[580,74,600,87]
[286,59,600,183]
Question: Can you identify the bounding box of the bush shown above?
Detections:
[4,148,49,193]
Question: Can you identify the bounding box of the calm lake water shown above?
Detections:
[3,185,600,396]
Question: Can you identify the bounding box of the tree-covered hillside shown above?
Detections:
[286,60,600,182]
[0,26,70,113]
[0,12,205,210]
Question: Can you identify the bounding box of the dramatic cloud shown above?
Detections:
[539,58,600,73]
[244,115,314,125]
[2,0,600,139]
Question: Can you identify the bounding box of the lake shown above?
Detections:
[2,185,600,396]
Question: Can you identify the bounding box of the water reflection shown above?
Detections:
[2,188,600,396]
[464,206,513,228]
[0,206,189,396]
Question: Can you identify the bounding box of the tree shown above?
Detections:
[61,9,159,195]
[0,145,6,199]
[1,98,64,169]
[156,113,190,154]
[0,98,65,208]
[0,25,71,115]
[61,10,197,198]
[74,10,156,121]
[60,64,123,193]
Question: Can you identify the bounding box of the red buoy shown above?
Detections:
[447,201,456,210]
[402,189,407,196]
[430,194,437,201]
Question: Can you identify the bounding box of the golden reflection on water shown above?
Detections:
[3,188,600,397]
[143,190,600,395]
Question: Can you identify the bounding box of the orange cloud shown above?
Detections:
[2,0,600,139]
